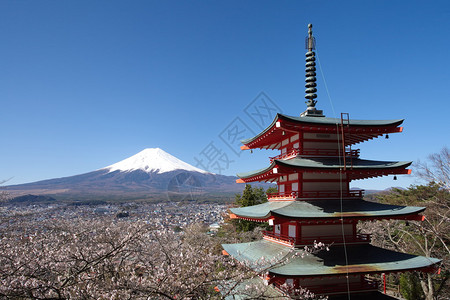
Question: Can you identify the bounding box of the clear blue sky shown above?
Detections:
[1,0,449,190]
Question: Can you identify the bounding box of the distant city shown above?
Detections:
[1,201,228,232]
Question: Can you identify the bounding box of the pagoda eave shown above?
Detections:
[229,212,270,223]
[270,212,426,223]
[229,200,426,222]
[236,162,279,183]
[240,114,405,150]
[268,264,441,279]
[276,165,412,179]
[275,157,412,171]
[222,240,441,278]
[349,168,411,180]
[230,213,425,224]
[236,158,412,183]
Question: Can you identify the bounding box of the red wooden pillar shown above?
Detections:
[295,221,300,245]
[299,172,303,197]
[346,179,350,194]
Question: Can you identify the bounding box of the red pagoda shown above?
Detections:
[222,24,440,299]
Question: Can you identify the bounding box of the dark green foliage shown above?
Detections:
[233,185,271,232]
[233,218,258,233]
[68,200,108,206]
[9,194,56,204]
[235,184,267,207]
[265,186,278,196]
[376,182,448,206]
[116,212,129,218]
[399,272,424,300]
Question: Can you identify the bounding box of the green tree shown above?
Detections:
[399,272,425,300]
[233,185,272,232]
[266,186,278,196]
[235,184,267,207]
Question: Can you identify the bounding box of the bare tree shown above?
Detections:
[0,209,330,300]
[0,217,245,299]
[415,147,450,191]
[0,178,11,203]
[360,147,450,300]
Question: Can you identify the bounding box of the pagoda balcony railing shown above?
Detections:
[300,148,360,158]
[267,190,364,200]
[269,148,360,162]
[266,191,298,200]
[273,278,378,296]
[262,231,295,246]
[262,231,371,246]
[297,233,372,246]
[269,149,300,162]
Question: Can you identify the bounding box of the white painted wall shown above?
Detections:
[288,225,296,238]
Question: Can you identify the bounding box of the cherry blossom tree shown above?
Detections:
[0,217,241,299]
[0,214,327,299]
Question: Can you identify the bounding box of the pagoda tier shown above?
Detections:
[240,113,404,151]
[236,157,411,201]
[229,200,425,222]
[237,157,411,183]
[229,200,425,247]
[222,240,440,296]
[223,240,440,277]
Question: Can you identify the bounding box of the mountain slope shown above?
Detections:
[6,148,259,201]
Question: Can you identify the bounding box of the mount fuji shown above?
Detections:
[6,148,254,202]
[104,148,209,174]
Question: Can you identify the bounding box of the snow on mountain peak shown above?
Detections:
[104,148,209,174]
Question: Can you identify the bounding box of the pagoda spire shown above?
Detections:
[301,23,324,117]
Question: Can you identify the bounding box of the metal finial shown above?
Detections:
[307,24,315,51]
[305,24,317,107]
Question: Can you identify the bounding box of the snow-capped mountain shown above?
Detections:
[6,148,269,202]
[104,148,209,174]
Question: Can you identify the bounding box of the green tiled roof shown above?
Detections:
[237,157,412,179]
[222,277,288,300]
[328,292,400,300]
[222,240,440,277]
[279,114,404,127]
[236,164,275,179]
[222,240,292,271]
[277,157,412,169]
[230,201,290,219]
[241,113,404,145]
[230,200,425,220]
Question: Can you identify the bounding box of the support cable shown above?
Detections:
[316,47,352,300]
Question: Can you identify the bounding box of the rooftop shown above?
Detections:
[229,199,425,220]
[222,240,440,277]
[237,157,412,181]
[241,113,404,149]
